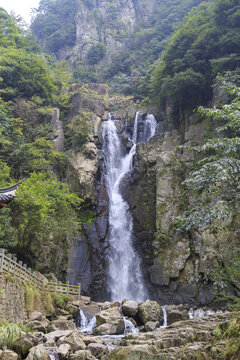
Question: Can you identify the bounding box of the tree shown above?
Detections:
[87,42,107,65]
[177,76,240,232]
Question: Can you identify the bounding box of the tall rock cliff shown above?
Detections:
[59,0,157,63]
[64,86,240,307]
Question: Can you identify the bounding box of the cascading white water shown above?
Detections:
[78,309,96,334]
[102,112,157,301]
[143,114,157,142]
[188,308,223,319]
[123,317,139,334]
[162,306,168,327]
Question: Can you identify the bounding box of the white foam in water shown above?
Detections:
[78,309,96,334]
[161,306,167,328]
[102,112,157,302]
[45,347,60,360]
[188,308,222,319]
[123,317,139,334]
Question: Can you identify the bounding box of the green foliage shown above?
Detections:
[66,112,92,150]
[212,316,240,359]
[31,0,77,54]
[87,42,107,65]
[105,0,205,98]
[7,173,83,275]
[72,62,98,84]
[53,293,70,307]
[151,0,240,121]
[176,77,240,232]
[24,282,41,312]
[0,322,26,349]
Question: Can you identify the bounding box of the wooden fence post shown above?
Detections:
[0,248,4,270]
[78,283,81,297]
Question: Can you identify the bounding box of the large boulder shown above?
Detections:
[138,300,163,324]
[166,305,189,325]
[44,330,73,342]
[13,333,38,357]
[94,306,124,335]
[69,350,96,360]
[48,319,76,332]
[109,345,160,360]
[58,344,71,360]
[0,350,18,360]
[87,343,109,358]
[122,301,139,317]
[28,312,44,322]
[144,321,159,332]
[26,345,50,360]
[96,306,121,326]
[93,321,125,336]
[26,320,49,333]
[57,331,86,351]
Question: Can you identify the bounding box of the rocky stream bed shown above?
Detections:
[0,297,236,360]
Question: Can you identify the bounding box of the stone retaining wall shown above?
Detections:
[0,270,27,323]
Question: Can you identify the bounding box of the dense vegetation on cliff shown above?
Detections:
[151,0,240,121]
[31,0,77,54]
[0,8,82,278]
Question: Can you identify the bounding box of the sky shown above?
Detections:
[0,0,40,24]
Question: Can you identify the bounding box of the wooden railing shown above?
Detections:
[0,248,80,297]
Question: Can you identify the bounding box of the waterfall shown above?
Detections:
[123,317,139,334]
[162,306,167,327]
[77,308,96,334]
[102,112,157,302]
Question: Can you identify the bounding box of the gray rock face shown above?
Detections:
[57,331,86,351]
[138,300,163,324]
[122,300,139,317]
[0,350,18,360]
[62,0,157,65]
[13,333,38,357]
[87,343,109,358]
[58,344,71,360]
[50,108,64,151]
[47,319,76,332]
[69,350,95,360]
[26,345,50,360]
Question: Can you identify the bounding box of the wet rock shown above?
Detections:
[82,337,103,346]
[138,300,163,324]
[58,344,71,360]
[69,350,96,360]
[48,319,76,332]
[80,304,100,319]
[88,343,109,358]
[44,338,56,347]
[96,306,121,326]
[28,312,44,322]
[109,345,159,360]
[0,350,19,360]
[166,305,189,325]
[144,321,159,332]
[44,330,73,342]
[13,333,38,357]
[26,345,50,360]
[57,331,86,351]
[93,321,125,336]
[26,320,49,333]
[122,300,138,317]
